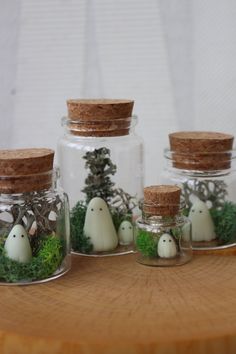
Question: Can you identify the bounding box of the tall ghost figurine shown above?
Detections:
[83,197,118,252]
[118,220,134,245]
[157,233,177,258]
[188,200,215,242]
[4,224,32,263]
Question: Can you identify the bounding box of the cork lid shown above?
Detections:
[0,148,54,193]
[143,185,181,216]
[169,131,234,171]
[66,99,134,137]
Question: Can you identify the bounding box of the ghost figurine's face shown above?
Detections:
[188,200,215,242]
[4,224,32,263]
[157,233,177,258]
[83,197,118,252]
[118,220,134,245]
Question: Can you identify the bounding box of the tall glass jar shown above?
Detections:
[58,99,143,256]
[0,148,71,285]
[162,131,236,250]
[135,185,192,266]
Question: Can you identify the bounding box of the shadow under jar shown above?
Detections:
[0,148,71,285]
[58,99,143,256]
[135,185,192,266]
[162,131,236,250]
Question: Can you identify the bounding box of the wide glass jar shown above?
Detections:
[135,185,192,266]
[0,148,71,285]
[162,131,236,250]
[58,99,143,256]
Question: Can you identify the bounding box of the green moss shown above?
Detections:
[111,209,132,231]
[136,230,157,257]
[70,201,93,254]
[0,235,63,283]
[210,202,236,243]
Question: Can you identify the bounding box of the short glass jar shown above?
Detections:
[58,99,143,256]
[162,131,236,250]
[0,148,71,285]
[136,185,192,266]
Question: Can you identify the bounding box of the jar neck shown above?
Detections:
[163,147,236,176]
[61,115,138,137]
[138,212,186,230]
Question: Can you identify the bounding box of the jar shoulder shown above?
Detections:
[57,133,143,150]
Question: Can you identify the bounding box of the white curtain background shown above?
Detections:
[1,0,236,185]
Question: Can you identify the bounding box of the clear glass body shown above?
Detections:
[161,149,236,250]
[57,116,143,256]
[0,170,71,285]
[135,207,192,266]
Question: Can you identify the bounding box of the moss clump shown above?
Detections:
[0,235,63,283]
[136,230,157,257]
[70,201,93,253]
[210,202,236,243]
[111,209,132,232]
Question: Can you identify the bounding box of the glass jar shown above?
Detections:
[0,148,71,285]
[162,131,236,250]
[135,185,192,266]
[58,99,143,256]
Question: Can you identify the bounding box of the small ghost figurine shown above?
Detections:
[4,224,32,263]
[157,233,177,258]
[188,200,215,242]
[118,220,134,245]
[83,197,118,252]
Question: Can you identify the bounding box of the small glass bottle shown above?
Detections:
[136,185,192,266]
[58,99,143,256]
[0,148,71,285]
[162,131,236,250]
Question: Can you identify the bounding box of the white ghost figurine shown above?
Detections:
[118,220,134,245]
[83,197,118,252]
[4,224,32,263]
[188,200,215,242]
[157,233,177,258]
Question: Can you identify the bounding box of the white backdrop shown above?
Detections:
[1,0,236,185]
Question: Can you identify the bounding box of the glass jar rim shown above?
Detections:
[61,115,138,137]
[0,168,59,194]
[163,147,236,174]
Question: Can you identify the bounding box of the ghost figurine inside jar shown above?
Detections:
[135,185,192,266]
[0,148,71,284]
[162,131,236,250]
[58,99,143,256]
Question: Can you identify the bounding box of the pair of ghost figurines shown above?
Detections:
[84,197,134,252]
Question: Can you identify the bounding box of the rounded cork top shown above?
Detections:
[0,148,54,193]
[67,99,134,120]
[168,131,234,171]
[169,131,234,152]
[66,99,134,137]
[143,185,181,216]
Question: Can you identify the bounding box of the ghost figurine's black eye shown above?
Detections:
[129,226,132,230]
[191,209,195,212]
[13,235,16,238]
[21,234,24,238]
[91,208,94,211]
[122,227,125,230]
[163,239,166,242]
[199,210,202,213]
[99,208,103,211]
[169,239,172,242]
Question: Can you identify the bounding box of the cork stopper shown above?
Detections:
[169,131,234,170]
[66,99,134,137]
[143,185,181,216]
[0,148,54,193]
